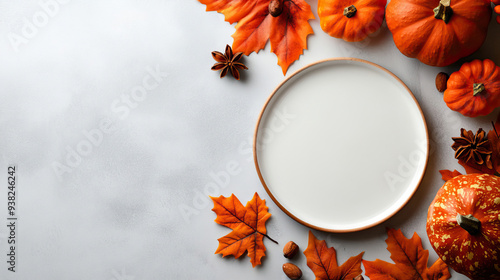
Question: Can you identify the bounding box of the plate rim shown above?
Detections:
[253,57,430,233]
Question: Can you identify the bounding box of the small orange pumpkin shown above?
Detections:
[318,0,386,42]
[494,0,500,24]
[386,0,491,66]
[427,174,500,280]
[444,59,500,117]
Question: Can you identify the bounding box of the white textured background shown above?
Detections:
[0,0,499,279]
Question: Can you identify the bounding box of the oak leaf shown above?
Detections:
[198,0,314,75]
[363,228,451,280]
[211,192,276,267]
[303,231,364,280]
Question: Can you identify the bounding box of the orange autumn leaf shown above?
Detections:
[211,192,276,267]
[198,0,314,75]
[448,113,500,176]
[363,228,451,280]
[457,159,494,175]
[438,169,462,181]
[487,112,500,174]
[487,130,500,173]
[303,231,364,280]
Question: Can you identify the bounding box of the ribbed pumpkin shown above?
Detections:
[427,174,500,280]
[386,0,491,66]
[318,0,386,42]
[444,59,500,117]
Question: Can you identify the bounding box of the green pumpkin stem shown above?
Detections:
[473,83,485,96]
[456,214,481,235]
[343,5,357,18]
[433,0,453,24]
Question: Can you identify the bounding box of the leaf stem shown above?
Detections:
[492,121,499,138]
[263,233,278,244]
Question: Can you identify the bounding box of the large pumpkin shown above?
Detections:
[386,0,492,66]
[444,59,500,118]
[427,174,500,279]
[318,0,386,42]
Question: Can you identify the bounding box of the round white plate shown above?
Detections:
[254,58,428,232]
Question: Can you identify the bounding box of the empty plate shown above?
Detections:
[254,58,428,232]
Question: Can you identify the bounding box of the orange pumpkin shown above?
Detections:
[318,0,386,42]
[427,174,500,280]
[386,0,491,66]
[494,0,500,24]
[444,59,500,117]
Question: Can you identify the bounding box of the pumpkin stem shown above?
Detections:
[343,5,357,18]
[433,0,453,24]
[456,214,481,235]
[473,83,485,96]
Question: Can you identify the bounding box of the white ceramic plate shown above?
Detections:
[254,58,428,232]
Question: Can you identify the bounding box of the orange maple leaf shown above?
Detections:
[456,159,495,175]
[363,228,451,280]
[198,0,314,75]
[446,112,500,176]
[211,192,277,267]
[303,231,364,280]
[487,112,500,175]
[438,169,462,181]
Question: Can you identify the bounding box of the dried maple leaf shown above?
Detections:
[363,228,451,280]
[211,192,277,267]
[457,159,494,175]
[438,169,462,181]
[445,112,500,177]
[198,0,314,75]
[487,112,500,175]
[303,231,364,280]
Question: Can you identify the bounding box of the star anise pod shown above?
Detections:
[452,128,493,169]
[211,45,248,80]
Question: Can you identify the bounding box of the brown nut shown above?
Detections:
[283,241,299,259]
[436,72,449,92]
[269,0,284,17]
[283,263,302,280]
